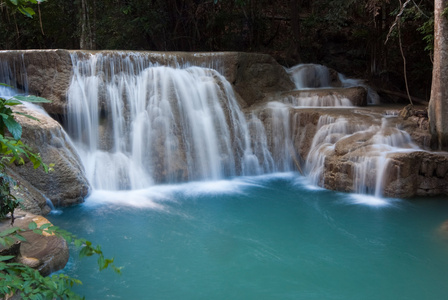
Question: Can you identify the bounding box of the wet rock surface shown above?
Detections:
[0,49,73,115]
[9,105,90,207]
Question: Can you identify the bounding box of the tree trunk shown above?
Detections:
[429,0,448,150]
[79,0,95,50]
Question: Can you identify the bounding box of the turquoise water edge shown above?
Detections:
[49,173,448,300]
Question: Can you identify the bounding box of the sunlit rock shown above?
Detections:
[0,213,69,276]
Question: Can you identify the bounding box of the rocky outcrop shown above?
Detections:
[8,105,90,207]
[0,50,73,115]
[0,213,69,276]
[384,151,448,197]
[282,105,448,198]
[229,53,295,105]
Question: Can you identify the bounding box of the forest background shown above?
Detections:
[0,0,435,102]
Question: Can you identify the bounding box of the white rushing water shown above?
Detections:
[303,115,420,197]
[286,63,380,105]
[0,52,420,199]
[66,53,295,190]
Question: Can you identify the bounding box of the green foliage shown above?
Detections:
[0,88,120,298]
[4,0,46,18]
[0,226,25,246]
[0,258,84,299]
[0,221,121,299]
[0,92,50,221]
[418,17,434,53]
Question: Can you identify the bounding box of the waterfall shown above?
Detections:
[66,52,293,190]
[286,63,380,105]
[0,51,424,198]
[287,64,332,89]
[304,115,419,197]
[0,56,27,98]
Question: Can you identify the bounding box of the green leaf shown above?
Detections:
[0,255,16,261]
[0,83,12,88]
[12,95,51,103]
[4,99,22,106]
[28,221,37,230]
[18,6,35,17]
[0,227,21,237]
[33,229,43,235]
[3,117,22,140]
[14,112,40,122]
[40,223,52,230]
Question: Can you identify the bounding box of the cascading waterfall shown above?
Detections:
[0,51,424,198]
[303,115,419,197]
[66,52,293,190]
[286,63,380,105]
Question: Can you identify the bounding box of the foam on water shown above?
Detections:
[81,172,301,209]
[345,193,399,207]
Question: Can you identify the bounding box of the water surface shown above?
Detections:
[49,173,448,299]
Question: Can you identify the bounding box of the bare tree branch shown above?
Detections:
[385,0,412,44]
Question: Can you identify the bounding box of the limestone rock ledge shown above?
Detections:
[0,213,69,276]
[254,105,447,198]
[0,50,295,114]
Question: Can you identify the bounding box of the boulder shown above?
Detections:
[0,213,69,276]
[8,105,90,207]
[230,53,295,105]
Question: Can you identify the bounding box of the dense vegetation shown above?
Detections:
[0,0,435,99]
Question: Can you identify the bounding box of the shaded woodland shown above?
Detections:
[0,0,435,100]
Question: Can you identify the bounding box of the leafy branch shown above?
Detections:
[0,221,121,299]
[0,91,52,223]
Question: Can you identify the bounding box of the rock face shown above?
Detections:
[229,53,295,105]
[9,105,90,207]
[384,151,448,197]
[0,50,73,115]
[0,213,69,276]
[0,50,295,113]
